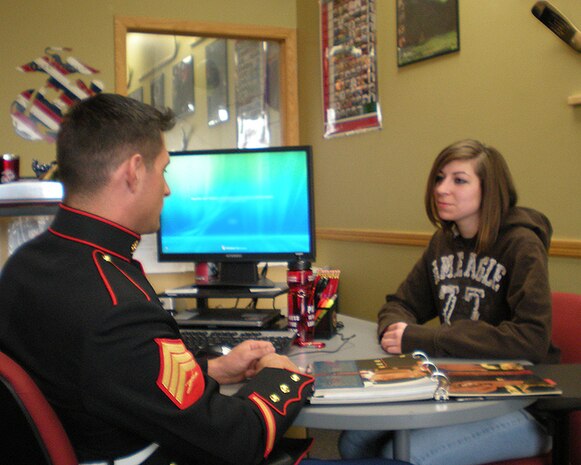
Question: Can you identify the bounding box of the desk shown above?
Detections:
[287,315,534,462]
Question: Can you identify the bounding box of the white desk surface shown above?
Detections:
[289,314,533,431]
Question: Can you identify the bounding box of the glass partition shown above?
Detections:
[115,17,299,151]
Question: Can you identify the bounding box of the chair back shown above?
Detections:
[0,352,78,465]
[552,291,581,465]
[551,292,581,363]
[481,292,581,465]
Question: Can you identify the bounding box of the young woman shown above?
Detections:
[339,139,559,465]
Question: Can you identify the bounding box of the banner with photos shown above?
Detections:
[320,0,381,138]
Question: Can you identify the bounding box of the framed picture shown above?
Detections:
[205,39,229,126]
[397,0,460,67]
[150,74,165,110]
[320,0,382,138]
[172,56,195,115]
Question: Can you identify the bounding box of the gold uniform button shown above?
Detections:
[269,394,281,403]
[130,240,139,254]
[102,254,112,262]
[290,374,301,382]
[279,384,290,394]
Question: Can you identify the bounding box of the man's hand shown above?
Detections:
[255,352,298,373]
[207,340,298,384]
[380,322,408,354]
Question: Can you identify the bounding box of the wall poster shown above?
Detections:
[320,0,381,138]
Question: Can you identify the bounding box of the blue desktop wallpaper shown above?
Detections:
[160,150,312,255]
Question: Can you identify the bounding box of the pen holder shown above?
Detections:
[314,297,338,339]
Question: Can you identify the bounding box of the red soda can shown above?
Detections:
[1,153,20,183]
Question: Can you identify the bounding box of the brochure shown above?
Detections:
[309,352,561,404]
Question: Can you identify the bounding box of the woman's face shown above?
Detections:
[434,159,482,238]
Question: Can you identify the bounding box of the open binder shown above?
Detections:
[309,351,562,405]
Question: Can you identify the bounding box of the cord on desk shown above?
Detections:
[288,329,356,358]
[242,297,277,310]
[213,298,241,309]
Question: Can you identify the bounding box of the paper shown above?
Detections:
[134,233,194,274]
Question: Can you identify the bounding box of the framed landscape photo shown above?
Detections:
[396,0,460,67]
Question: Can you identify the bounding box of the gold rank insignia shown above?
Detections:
[130,240,139,254]
[155,338,204,409]
[279,384,290,394]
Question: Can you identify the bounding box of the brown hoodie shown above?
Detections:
[377,206,559,363]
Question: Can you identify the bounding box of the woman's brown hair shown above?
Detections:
[424,139,518,253]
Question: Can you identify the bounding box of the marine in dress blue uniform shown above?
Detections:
[0,204,314,464]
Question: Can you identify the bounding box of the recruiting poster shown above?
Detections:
[320,0,381,138]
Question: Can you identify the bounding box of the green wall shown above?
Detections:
[1,0,580,322]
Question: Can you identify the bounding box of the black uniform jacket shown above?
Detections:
[0,204,314,464]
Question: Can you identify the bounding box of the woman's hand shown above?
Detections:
[380,322,408,354]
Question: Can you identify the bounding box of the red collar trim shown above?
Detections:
[59,203,140,239]
[49,228,131,263]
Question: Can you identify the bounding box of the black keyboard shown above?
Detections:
[180,328,296,356]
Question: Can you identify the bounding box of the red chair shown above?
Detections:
[485,291,581,465]
[0,351,78,465]
[551,292,581,465]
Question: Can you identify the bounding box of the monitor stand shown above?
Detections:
[196,261,275,289]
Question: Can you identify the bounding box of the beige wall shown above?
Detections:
[0,0,296,173]
[1,0,580,321]
[296,0,581,321]
[0,0,295,292]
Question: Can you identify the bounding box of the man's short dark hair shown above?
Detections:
[57,93,175,196]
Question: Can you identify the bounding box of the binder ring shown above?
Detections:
[421,360,439,375]
[411,350,429,362]
[431,372,450,401]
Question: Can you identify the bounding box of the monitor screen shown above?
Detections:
[157,145,315,287]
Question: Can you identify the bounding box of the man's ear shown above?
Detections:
[125,153,145,193]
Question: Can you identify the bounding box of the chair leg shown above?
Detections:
[552,411,570,465]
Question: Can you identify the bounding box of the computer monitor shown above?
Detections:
[157,145,315,288]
